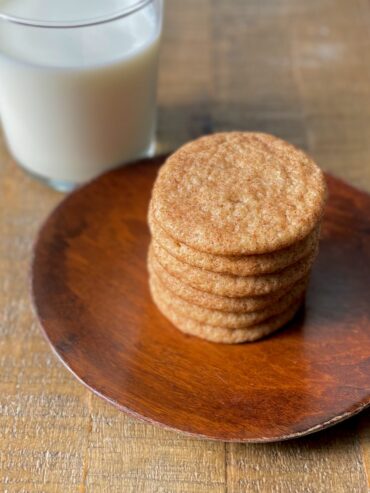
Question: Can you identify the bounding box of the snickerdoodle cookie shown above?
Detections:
[151,132,326,255]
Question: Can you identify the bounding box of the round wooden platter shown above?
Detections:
[31,155,370,443]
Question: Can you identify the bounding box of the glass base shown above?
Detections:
[17,140,158,193]
[39,176,78,193]
[18,163,78,192]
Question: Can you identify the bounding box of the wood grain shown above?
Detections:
[1,0,370,491]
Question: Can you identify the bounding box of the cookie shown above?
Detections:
[149,203,320,275]
[151,132,327,255]
[151,240,317,297]
[148,251,309,313]
[150,269,307,329]
[150,281,303,343]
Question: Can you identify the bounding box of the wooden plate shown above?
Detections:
[31,156,370,442]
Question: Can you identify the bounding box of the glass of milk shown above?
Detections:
[0,0,163,190]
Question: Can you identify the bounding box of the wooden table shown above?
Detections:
[1,1,370,491]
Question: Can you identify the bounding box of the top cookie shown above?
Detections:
[151,132,327,255]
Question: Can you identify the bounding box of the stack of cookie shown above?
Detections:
[148,132,327,343]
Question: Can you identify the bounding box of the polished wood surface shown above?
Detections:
[32,158,370,442]
[2,0,370,490]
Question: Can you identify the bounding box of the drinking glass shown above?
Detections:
[0,0,163,190]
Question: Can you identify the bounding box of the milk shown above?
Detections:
[0,0,161,186]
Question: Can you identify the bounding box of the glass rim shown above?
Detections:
[0,0,155,28]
